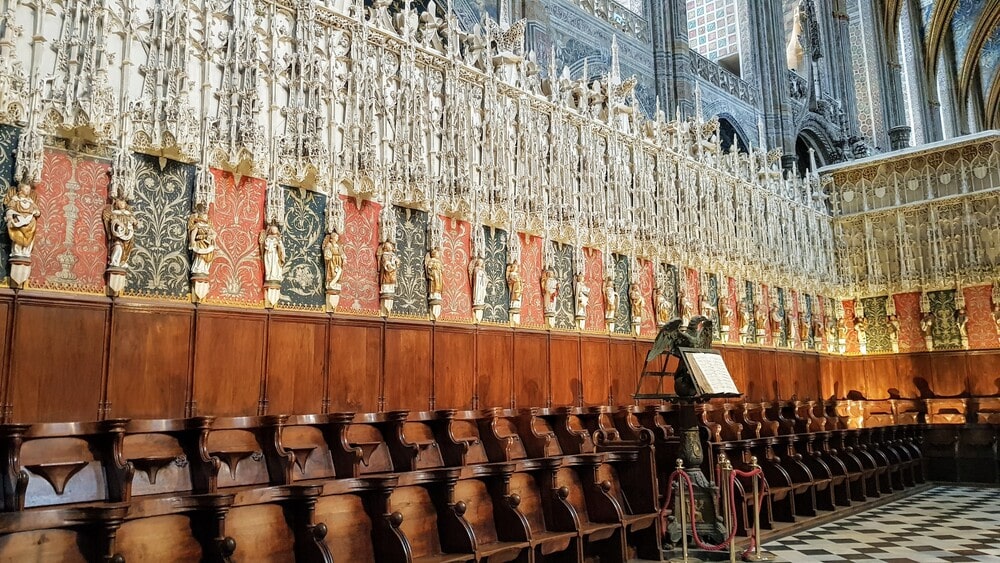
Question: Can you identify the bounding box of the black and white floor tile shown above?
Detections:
[766,486,1000,562]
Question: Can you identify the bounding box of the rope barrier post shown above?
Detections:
[719,454,736,563]
[744,455,775,562]
[669,459,702,563]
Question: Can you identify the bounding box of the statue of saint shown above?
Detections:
[574,273,589,319]
[603,276,618,320]
[259,224,286,284]
[103,197,138,268]
[425,247,444,297]
[377,241,399,289]
[187,207,217,276]
[506,261,522,304]
[322,231,345,289]
[469,255,487,307]
[541,268,559,314]
[629,282,644,320]
[4,182,40,258]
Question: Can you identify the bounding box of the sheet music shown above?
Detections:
[686,352,740,395]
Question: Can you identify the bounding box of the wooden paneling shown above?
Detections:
[328,320,381,412]
[894,353,932,397]
[476,329,512,410]
[863,357,897,399]
[930,353,969,397]
[0,297,11,416]
[549,335,581,407]
[612,341,645,404]
[266,316,327,415]
[580,338,609,406]
[433,328,474,410]
[192,311,266,417]
[773,351,798,400]
[107,306,192,419]
[9,299,108,423]
[383,324,431,412]
[966,351,1000,396]
[513,332,548,408]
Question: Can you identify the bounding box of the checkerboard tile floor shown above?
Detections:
[765,486,1000,562]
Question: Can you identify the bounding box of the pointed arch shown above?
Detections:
[925,0,960,77]
[958,5,1000,105]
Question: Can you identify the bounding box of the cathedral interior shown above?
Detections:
[0,0,997,561]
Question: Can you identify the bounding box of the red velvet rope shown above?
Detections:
[659,464,769,556]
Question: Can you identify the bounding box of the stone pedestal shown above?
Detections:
[106,267,127,296]
[326,283,341,312]
[8,256,30,288]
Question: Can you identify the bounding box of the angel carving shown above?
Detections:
[4,182,40,259]
[259,224,285,284]
[103,197,138,268]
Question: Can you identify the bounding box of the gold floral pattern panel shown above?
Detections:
[439,217,472,322]
[340,197,380,314]
[393,206,429,317]
[279,187,326,310]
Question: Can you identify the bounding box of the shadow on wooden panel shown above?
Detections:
[9,299,108,423]
[863,357,897,400]
[894,354,931,398]
[476,329,513,410]
[328,319,381,412]
[513,332,548,409]
[107,306,192,420]
[549,335,581,407]
[267,316,327,415]
[192,311,266,417]
[581,338,609,406]
[930,353,969,397]
[966,352,1000,396]
[433,327,474,410]
[383,324,432,412]
[610,341,640,405]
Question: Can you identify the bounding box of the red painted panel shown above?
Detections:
[963,285,996,350]
[519,234,544,328]
[894,292,926,352]
[638,260,655,337]
[340,197,381,314]
[842,299,859,354]
[439,217,472,322]
[584,248,605,331]
[205,170,264,306]
[32,150,109,293]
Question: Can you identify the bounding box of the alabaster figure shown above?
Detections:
[603,275,618,331]
[259,225,285,283]
[888,314,900,353]
[187,208,217,277]
[853,316,867,354]
[574,273,589,329]
[506,262,523,304]
[103,197,138,269]
[377,240,399,315]
[541,268,559,324]
[956,307,969,349]
[323,231,345,289]
[469,255,487,308]
[4,182,40,259]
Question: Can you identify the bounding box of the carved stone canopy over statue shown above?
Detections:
[646,315,715,397]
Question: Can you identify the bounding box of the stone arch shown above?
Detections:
[717,113,750,153]
[794,119,840,177]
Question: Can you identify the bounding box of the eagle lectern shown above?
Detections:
[635,316,741,553]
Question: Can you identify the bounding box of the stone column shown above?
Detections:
[649,0,696,118]
[827,0,862,140]
[903,0,942,142]
[748,0,796,169]
[870,0,911,149]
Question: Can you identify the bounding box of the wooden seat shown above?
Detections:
[507,462,579,559]
[392,484,474,563]
[454,472,530,562]
[554,460,626,560]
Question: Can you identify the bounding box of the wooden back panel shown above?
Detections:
[508,472,546,532]
[0,529,88,563]
[402,421,444,469]
[123,433,192,496]
[346,424,393,473]
[281,425,335,480]
[205,429,269,487]
[227,504,295,563]
[555,468,592,524]
[393,486,443,558]
[316,493,376,563]
[451,420,489,465]
[117,515,203,562]
[20,437,106,508]
[455,479,499,544]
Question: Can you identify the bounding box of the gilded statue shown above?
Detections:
[629,282,644,321]
[541,268,559,315]
[603,276,618,320]
[259,224,286,284]
[103,197,138,268]
[574,273,590,322]
[506,261,523,303]
[322,231,345,289]
[425,247,444,297]
[187,206,217,276]
[4,182,40,259]
[377,241,399,288]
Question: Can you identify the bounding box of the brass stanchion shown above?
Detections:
[719,454,736,563]
[669,459,702,563]
[743,456,775,562]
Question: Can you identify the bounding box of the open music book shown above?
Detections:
[678,348,740,395]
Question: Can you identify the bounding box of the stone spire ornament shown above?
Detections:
[105,113,139,297]
[6,86,43,288]
[470,225,487,322]
[261,180,286,309]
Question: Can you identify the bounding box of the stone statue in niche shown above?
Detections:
[541,268,559,326]
[259,223,286,308]
[322,230,345,310]
[574,273,589,330]
[102,196,138,296]
[377,240,399,315]
[4,182,41,287]
[469,254,487,322]
[629,282,644,335]
[955,306,969,350]
[425,246,444,319]
[853,315,867,354]
[919,312,934,352]
[506,260,523,324]
[887,314,900,353]
[738,297,752,344]
[187,204,217,302]
[603,275,618,332]
[654,288,671,328]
